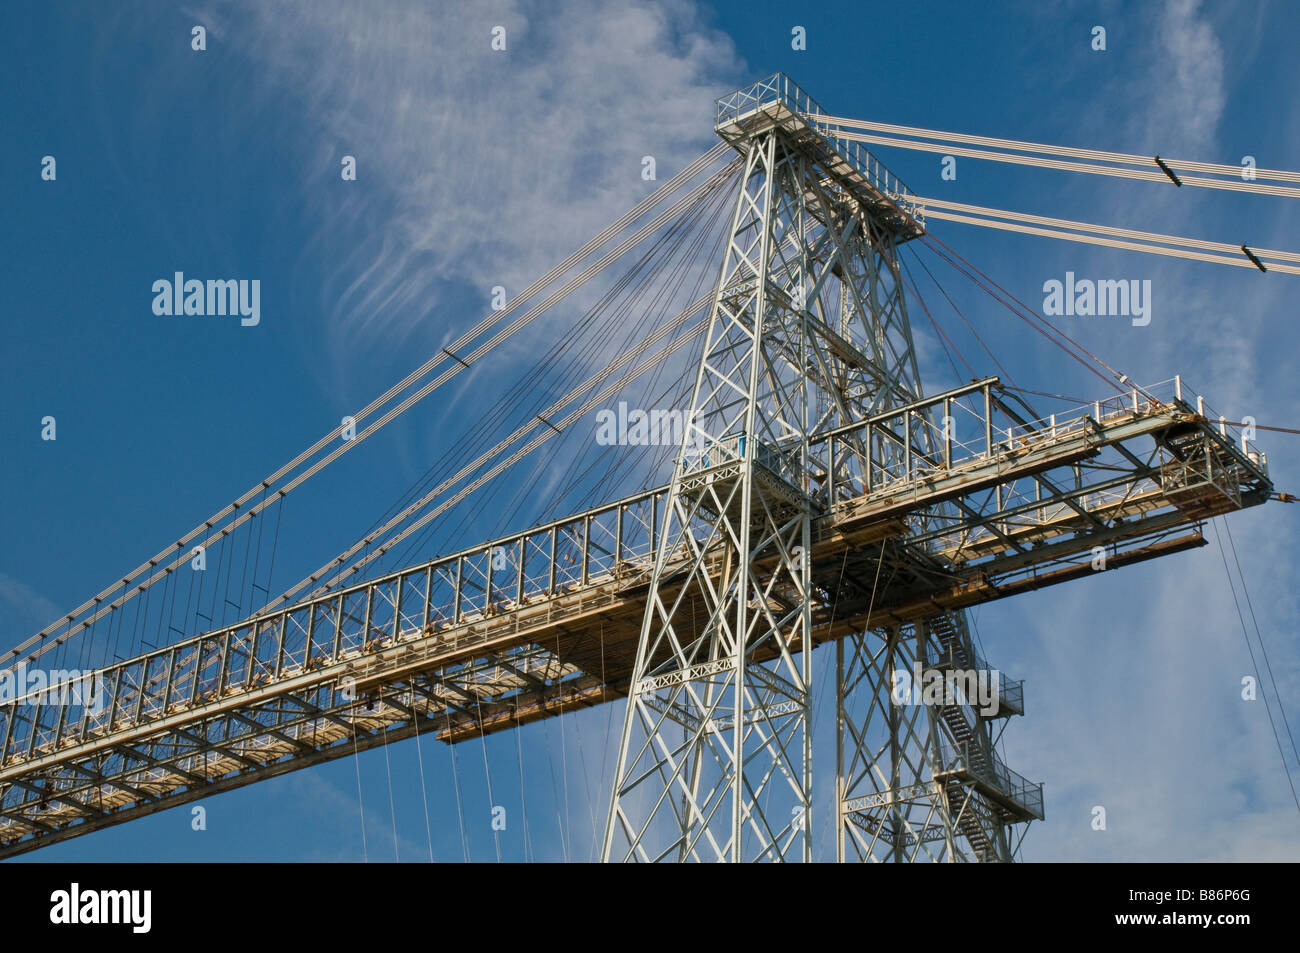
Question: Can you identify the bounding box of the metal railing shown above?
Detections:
[924,644,1024,716]
[0,485,673,769]
[1160,443,1246,508]
[936,739,1044,819]
[1169,375,1269,474]
[686,431,803,489]
[817,375,1270,513]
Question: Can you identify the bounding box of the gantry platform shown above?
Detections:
[714,73,926,240]
[0,376,1271,856]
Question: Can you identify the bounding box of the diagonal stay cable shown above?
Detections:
[265,164,736,606]
[7,143,734,669]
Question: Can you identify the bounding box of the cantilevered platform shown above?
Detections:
[0,376,1271,856]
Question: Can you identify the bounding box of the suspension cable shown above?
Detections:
[818,115,1300,182]
[817,117,1300,198]
[263,164,737,607]
[917,197,1300,275]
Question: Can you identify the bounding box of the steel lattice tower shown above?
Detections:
[603,75,1026,862]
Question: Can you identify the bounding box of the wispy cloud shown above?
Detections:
[1126,0,1227,150]
[200,0,744,365]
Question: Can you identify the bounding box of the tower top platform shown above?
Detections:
[714,73,926,240]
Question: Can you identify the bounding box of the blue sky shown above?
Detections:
[2,0,1297,861]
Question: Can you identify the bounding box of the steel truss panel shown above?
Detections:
[600,86,1044,861]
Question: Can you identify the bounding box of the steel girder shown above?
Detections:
[0,372,1270,857]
